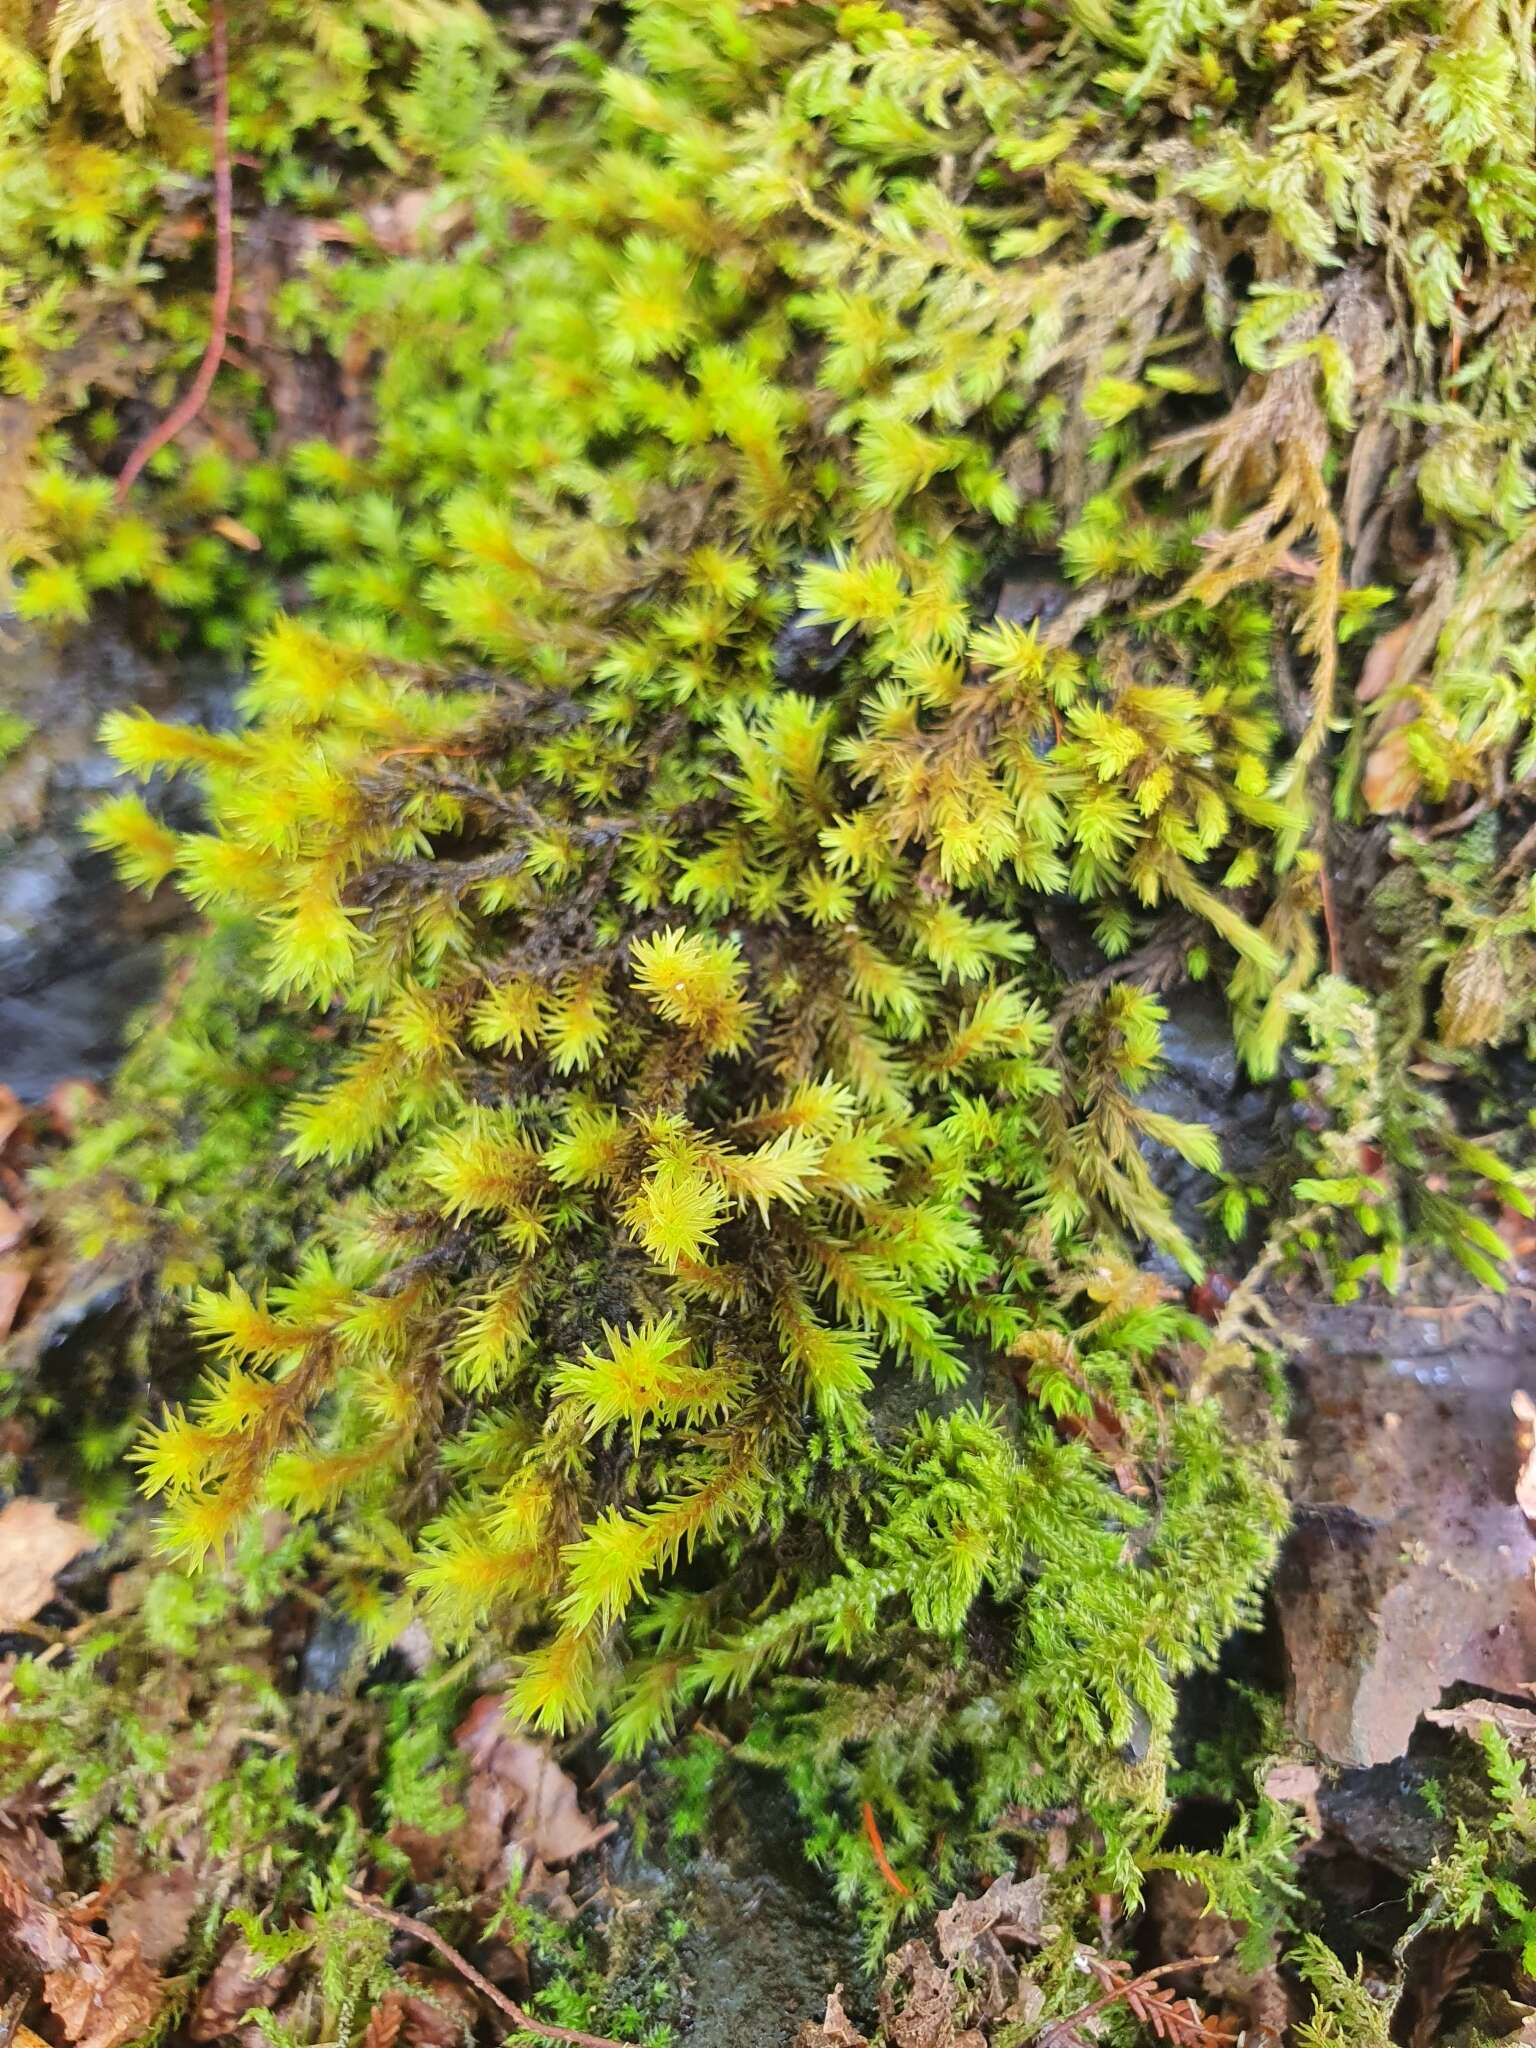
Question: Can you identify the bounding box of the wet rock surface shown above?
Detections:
[1276,1292,1536,1769]
[1136,981,1283,1244]
[1313,1754,1448,1880]
[0,624,229,1099]
[615,1773,867,2048]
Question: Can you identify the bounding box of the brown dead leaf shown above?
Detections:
[1440,940,1509,1050]
[363,188,472,257]
[0,1857,77,1975]
[0,1260,31,1340]
[880,1940,984,2048]
[44,1927,162,2048]
[454,1695,615,1869]
[1,1808,66,1896]
[0,1199,25,1254]
[0,1500,93,1627]
[1513,1392,1536,1522]
[934,1876,1052,1964]
[0,1842,162,2048]
[0,1086,23,1154]
[931,1876,1053,2027]
[1355,618,1420,705]
[395,1971,479,2048]
[1428,1694,1536,1748]
[795,1986,869,2048]
[210,516,262,553]
[189,1937,298,2042]
[1361,727,1421,814]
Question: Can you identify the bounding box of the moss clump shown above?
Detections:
[15,0,1536,1955]
[37,918,332,1293]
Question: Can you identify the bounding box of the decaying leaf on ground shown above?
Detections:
[454,1695,616,1866]
[0,1501,92,1629]
[1427,1697,1536,1750]
[796,1986,869,2048]
[390,1693,613,1916]
[188,1935,298,2042]
[0,1830,161,2048]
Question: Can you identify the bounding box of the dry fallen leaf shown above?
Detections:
[44,1928,162,2048]
[1,1857,76,1975]
[0,1839,162,2048]
[934,1876,1051,1964]
[189,1937,298,2042]
[795,1986,869,2048]
[881,1939,986,2048]
[0,1260,31,1341]
[1361,726,1421,814]
[0,1812,66,1896]
[0,1499,93,1626]
[1355,617,1420,705]
[1514,1391,1536,1522]
[454,1695,616,1868]
[1428,1695,1536,1749]
[395,1973,480,2048]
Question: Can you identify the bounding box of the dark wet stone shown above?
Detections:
[300,1608,364,1694]
[1315,1756,1448,1880]
[0,623,236,1099]
[1028,902,1104,982]
[1276,1303,1536,1768]
[1118,1699,1155,1766]
[611,1770,869,2048]
[2,947,182,1101]
[2,1266,138,1389]
[993,570,1070,632]
[772,609,848,695]
[1134,981,1282,1247]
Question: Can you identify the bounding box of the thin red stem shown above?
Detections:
[861,1800,912,1898]
[115,0,233,504]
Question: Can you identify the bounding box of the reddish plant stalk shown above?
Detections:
[861,1800,913,1898]
[115,0,233,504]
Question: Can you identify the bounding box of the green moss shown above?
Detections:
[0,708,33,761]
[38,915,334,1294]
[15,0,1536,1973]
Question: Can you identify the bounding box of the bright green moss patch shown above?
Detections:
[11,0,1536,1965]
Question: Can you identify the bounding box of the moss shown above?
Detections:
[9,0,1536,1997]
[37,916,333,1294]
[0,708,34,761]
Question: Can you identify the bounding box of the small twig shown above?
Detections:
[1494,813,1536,888]
[1,1987,28,2048]
[1422,769,1508,839]
[0,1611,100,1708]
[1317,855,1342,977]
[115,0,233,503]
[861,1801,912,1898]
[342,1889,629,2048]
